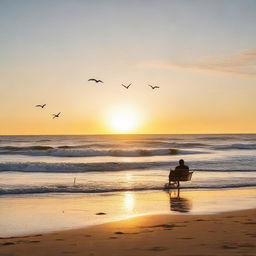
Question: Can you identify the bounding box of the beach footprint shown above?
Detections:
[148,246,168,251]
[1,242,15,246]
[28,240,40,243]
[222,242,238,249]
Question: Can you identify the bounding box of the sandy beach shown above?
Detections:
[1,0,256,254]
[1,209,255,256]
[1,188,255,238]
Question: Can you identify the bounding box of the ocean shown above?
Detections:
[0,134,256,195]
[0,134,256,237]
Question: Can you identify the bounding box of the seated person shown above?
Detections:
[169,159,189,184]
[174,159,189,175]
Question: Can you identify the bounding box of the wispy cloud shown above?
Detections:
[138,49,256,78]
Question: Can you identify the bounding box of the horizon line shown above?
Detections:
[0,132,255,136]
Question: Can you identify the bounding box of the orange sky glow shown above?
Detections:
[0,1,256,135]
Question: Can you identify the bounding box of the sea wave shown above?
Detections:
[0,183,255,195]
[133,141,209,148]
[194,169,256,172]
[0,146,205,157]
[198,136,235,140]
[0,146,54,151]
[214,143,256,150]
[0,161,171,173]
[0,162,256,173]
[36,139,52,142]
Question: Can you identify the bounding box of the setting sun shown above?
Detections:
[1,2,256,256]
[107,105,140,133]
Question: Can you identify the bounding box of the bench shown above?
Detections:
[165,171,194,189]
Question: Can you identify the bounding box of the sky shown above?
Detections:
[0,0,256,135]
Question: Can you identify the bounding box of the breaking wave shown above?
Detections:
[0,161,170,173]
[1,183,255,195]
[0,161,255,173]
[214,143,256,150]
[0,146,205,157]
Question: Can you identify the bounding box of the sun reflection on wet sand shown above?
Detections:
[124,192,135,212]
[0,188,255,237]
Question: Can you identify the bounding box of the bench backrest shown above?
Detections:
[169,171,193,181]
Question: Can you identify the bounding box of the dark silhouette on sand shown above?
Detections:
[35,104,46,108]
[88,79,103,83]
[148,84,160,89]
[174,159,189,174]
[52,112,61,119]
[169,159,190,188]
[122,83,131,89]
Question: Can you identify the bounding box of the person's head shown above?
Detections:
[179,159,185,166]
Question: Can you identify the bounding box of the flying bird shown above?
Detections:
[148,85,160,90]
[88,78,103,83]
[121,83,131,89]
[35,104,46,108]
[52,112,61,119]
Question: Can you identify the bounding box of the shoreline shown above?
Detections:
[1,185,256,197]
[1,209,255,256]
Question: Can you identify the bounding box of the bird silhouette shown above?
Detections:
[148,85,160,90]
[52,112,61,119]
[88,79,103,83]
[35,104,46,108]
[121,83,131,89]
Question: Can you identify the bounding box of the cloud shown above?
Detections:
[139,49,256,78]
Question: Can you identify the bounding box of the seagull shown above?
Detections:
[52,112,61,119]
[121,83,131,89]
[35,104,46,108]
[148,85,160,90]
[88,79,103,83]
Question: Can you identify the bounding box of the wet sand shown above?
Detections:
[1,209,255,256]
[1,188,255,237]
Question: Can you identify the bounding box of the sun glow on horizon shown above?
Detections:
[106,105,140,134]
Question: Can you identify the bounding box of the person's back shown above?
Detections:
[168,159,190,187]
[174,159,189,176]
